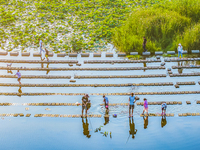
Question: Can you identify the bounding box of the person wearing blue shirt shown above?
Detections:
[103,95,109,113]
[129,93,136,117]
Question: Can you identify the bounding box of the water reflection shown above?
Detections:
[7,70,13,74]
[161,116,167,128]
[178,62,183,74]
[17,86,22,97]
[129,117,137,139]
[143,116,148,129]
[104,111,109,126]
[46,63,50,75]
[143,62,147,72]
[82,118,91,138]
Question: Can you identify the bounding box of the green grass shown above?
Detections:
[112,0,200,54]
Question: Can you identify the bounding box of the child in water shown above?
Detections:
[161,102,167,116]
[142,98,148,115]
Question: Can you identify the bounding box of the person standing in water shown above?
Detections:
[161,102,167,116]
[82,94,89,117]
[143,37,147,52]
[142,98,148,115]
[103,95,109,113]
[15,70,21,85]
[177,43,183,58]
[39,38,45,54]
[129,93,136,117]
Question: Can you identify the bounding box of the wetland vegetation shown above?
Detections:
[1,0,200,53]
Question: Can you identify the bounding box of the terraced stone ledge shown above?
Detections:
[0,66,165,71]
[0,59,78,64]
[0,91,199,96]
[0,82,174,87]
[84,60,161,64]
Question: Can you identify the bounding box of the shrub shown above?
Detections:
[112,8,190,53]
[172,23,200,53]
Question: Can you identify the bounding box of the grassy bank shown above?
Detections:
[112,0,200,53]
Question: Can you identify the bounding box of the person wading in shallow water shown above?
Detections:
[143,37,147,52]
[15,70,21,85]
[39,38,45,54]
[129,93,136,117]
[161,102,167,116]
[103,95,109,113]
[142,98,148,115]
[82,94,89,117]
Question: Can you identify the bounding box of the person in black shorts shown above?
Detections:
[82,94,89,117]
[143,37,147,52]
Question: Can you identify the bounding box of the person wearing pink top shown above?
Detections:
[142,98,148,115]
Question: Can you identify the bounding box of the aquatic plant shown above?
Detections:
[0,0,164,52]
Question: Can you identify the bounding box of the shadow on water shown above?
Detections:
[17,86,22,97]
[129,117,137,139]
[143,116,148,129]
[46,63,50,75]
[104,110,109,126]
[178,62,183,74]
[143,62,147,72]
[7,70,13,74]
[161,116,167,128]
[82,117,91,138]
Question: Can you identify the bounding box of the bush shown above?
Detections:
[112,0,200,53]
[172,23,200,52]
[112,8,190,53]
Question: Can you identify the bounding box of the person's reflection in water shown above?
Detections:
[161,116,167,128]
[7,70,13,74]
[143,116,148,129]
[40,56,44,68]
[178,62,183,74]
[82,117,91,138]
[18,86,22,97]
[104,110,109,125]
[46,63,50,75]
[129,117,137,139]
[143,62,147,72]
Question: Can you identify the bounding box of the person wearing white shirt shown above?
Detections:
[39,39,45,53]
[177,43,183,58]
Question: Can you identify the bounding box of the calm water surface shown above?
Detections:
[0,52,199,150]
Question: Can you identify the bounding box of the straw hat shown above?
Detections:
[178,43,181,46]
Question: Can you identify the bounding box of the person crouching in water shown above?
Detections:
[129,93,136,117]
[103,95,109,113]
[161,102,167,116]
[142,98,148,115]
[82,94,89,117]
